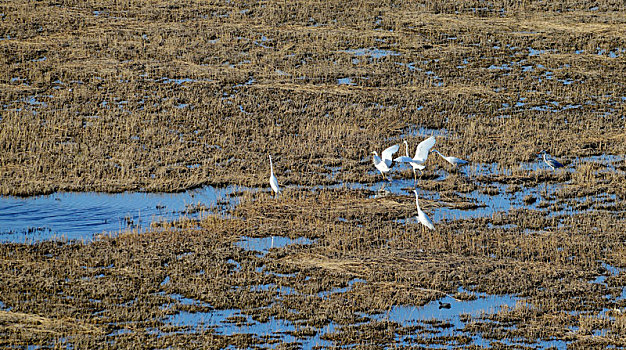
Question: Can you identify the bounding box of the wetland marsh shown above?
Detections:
[1,0,626,348]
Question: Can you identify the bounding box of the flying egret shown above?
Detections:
[413,189,434,230]
[394,136,436,181]
[268,155,280,196]
[538,150,564,171]
[431,149,469,168]
[372,143,399,182]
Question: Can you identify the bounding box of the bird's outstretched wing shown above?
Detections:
[372,153,383,166]
[394,156,427,169]
[381,144,400,167]
[393,156,414,163]
[414,136,436,162]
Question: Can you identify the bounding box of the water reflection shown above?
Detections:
[0,186,251,243]
[371,289,518,328]
[235,236,315,256]
[0,154,621,243]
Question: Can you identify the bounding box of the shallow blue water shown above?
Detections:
[0,154,621,244]
[235,236,315,256]
[0,186,245,243]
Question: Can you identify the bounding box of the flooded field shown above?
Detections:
[1,0,626,348]
[0,185,246,242]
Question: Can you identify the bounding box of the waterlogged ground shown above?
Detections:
[1,152,625,348]
[1,153,622,242]
[2,0,626,196]
[0,185,248,242]
[2,0,626,348]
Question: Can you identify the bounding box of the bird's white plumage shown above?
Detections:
[404,141,426,171]
[394,156,427,170]
[394,136,436,168]
[432,150,468,167]
[413,189,434,230]
[394,155,415,164]
[380,144,400,168]
[371,151,390,170]
[414,136,436,163]
[372,144,399,181]
[269,155,280,195]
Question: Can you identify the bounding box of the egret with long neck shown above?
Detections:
[394,136,436,182]
[371,143,399,182]
[431,149,468,168]
[402,140,426,183]
[269,155,280,196]
[413,189,434,230]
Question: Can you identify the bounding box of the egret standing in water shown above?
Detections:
[431,149,469,168]
[413,189,434,230]
[538,150,564,171]
[371,144,399,182]
[394,136,436,183]
[268,155,280,196]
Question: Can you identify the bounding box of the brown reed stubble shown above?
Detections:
[1,187,624,347]
[1,0,626,347]
[1,0,626,195]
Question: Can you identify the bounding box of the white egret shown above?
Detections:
[394,136,436,181]
[538,150,564,171]
[268,155,280,196]
[371,143,399,182]
[413,189,434,230]
[397,140,426,183]
[431,149,468,168]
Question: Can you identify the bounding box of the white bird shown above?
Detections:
[396,140,427,183]
[268,155,280,196]
[413,189,434,230]
[394,136,436,180]
[538,150,564,171]
[371,144,399,182]
[431,149,469,168]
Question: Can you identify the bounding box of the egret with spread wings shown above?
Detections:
[394,136,436,182]
[371,144,400,182]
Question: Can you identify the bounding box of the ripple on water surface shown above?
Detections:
[0,186,251,243]
[0,154,620,244]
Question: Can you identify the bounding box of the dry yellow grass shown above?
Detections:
[0,310,103,336]
[1,0,626,348]
[1,0,625,195]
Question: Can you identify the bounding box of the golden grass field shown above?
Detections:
[1,0,626,348]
